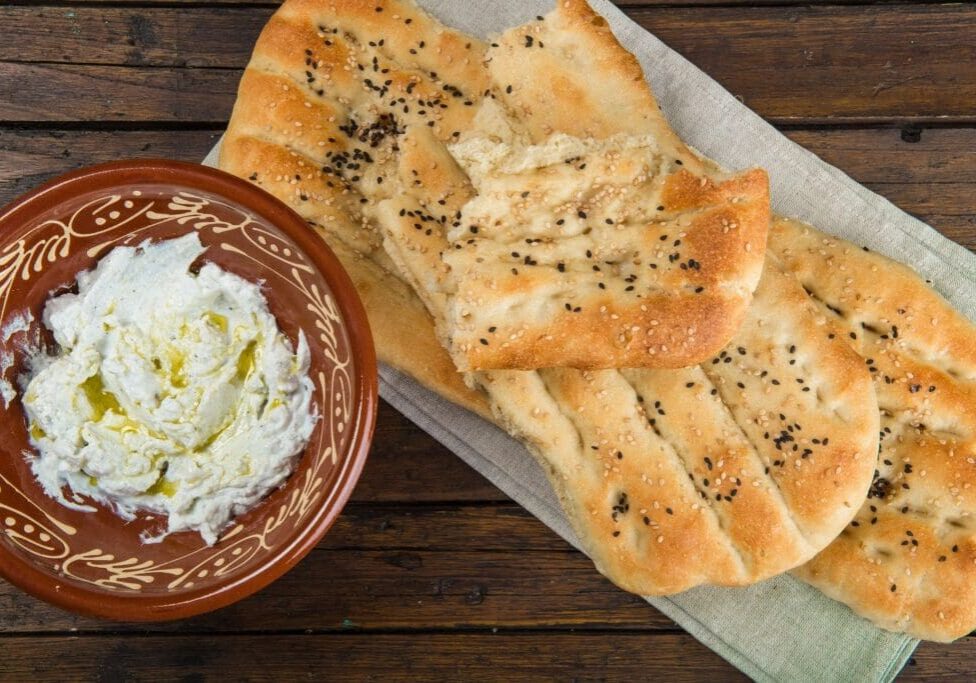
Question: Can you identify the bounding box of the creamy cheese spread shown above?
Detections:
[23,233,317,545]
[0,309,34,408]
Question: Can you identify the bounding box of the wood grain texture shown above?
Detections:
[346,402,508,503]
[0,129,222,198]
[0,540,677,636]
[0,63,236,123]
[0,6,269,67]
[639,5,976,123]
[0,6,974,123]
[0,631,969,681]
[0,633,748,682]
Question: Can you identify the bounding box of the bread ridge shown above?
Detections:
[443,136,769,370]
[774,217,976,642]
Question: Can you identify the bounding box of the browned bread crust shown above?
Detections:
[487,0,676,141]
[773,217,976,642]
[444,138,769,371]
[533,258,878,593]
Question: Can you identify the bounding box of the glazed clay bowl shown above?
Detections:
[0,160,377,620]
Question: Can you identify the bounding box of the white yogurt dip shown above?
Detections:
[22,233,317,545]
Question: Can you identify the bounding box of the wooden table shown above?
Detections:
[0,1,974,679]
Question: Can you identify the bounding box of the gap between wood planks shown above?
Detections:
[0,627,689,638]
[0,632,967,680]
[0,633,755,681]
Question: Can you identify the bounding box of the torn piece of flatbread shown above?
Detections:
[443,131,769,371]
[433,6,769,371]
[774,217,976,643]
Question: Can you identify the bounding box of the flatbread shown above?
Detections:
[221,0,878,594]
[444,131,769,371]
[774,217,976,642]
[435,6,769,371]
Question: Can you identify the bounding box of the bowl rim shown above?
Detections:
[0,159,378,621]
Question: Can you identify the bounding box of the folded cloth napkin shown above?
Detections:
[202,0,976,677]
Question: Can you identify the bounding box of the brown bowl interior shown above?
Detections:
[0,161,376,620]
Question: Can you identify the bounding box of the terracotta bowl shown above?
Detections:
[0,160,377,620]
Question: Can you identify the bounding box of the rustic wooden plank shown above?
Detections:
[1,6,975,123]
[0,128,221,199]
[901,638,976,680]
[784,127,976,250]
[328,503,565,551]
[0,63,237,123]
[0,633,748,681]
[0,504,660,633]
[0,545,667,633]
[636,5,976,123]
[0,7,270,67]
[11,631,972,680]
[785,127,976,185]
[356,401,506,503]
